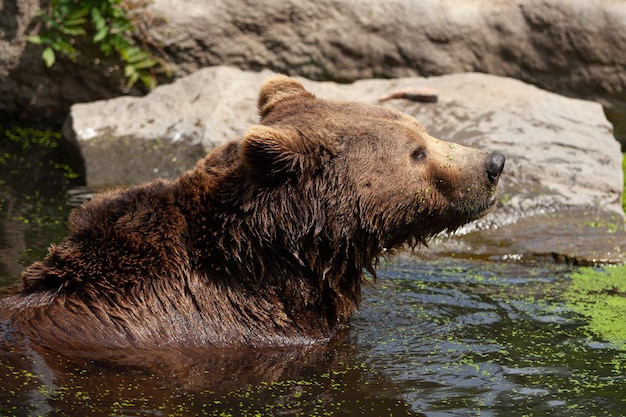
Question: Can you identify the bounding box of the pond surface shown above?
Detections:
[1,128,626,416]
[2,255,625,417]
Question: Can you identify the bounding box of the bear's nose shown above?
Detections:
[486,151,505,185]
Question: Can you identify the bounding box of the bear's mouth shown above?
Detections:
[461,193,498,221]
[478,194,498,216]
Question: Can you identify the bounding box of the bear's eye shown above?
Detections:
[411,148,427,162]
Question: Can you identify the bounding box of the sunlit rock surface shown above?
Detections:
[2,0,625,143]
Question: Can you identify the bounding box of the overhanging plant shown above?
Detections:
[27,0,171,89]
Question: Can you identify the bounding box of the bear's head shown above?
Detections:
[189,75,505,329]
[238,75,505,254]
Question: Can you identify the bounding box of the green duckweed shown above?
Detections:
[565,265,626,349]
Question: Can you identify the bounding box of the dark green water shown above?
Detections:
[1,129,625,416]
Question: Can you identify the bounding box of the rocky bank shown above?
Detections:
[1,0,625,144]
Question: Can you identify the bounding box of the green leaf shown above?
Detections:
[26,35,43,44]
[51,40,76,59]
[60,26,87,36]
[124,64,137,78]
[42,47,55,67]
[112,36,131,51]
[132,57,157,69]
[93,27,108,42]
[110,6,128,21]
[140,72,157,90]
[127,71,139,88]
[110,19,132,34]
[91,8,106,30]
[67,7,90,20]
[100,43,112,56]
[63,17,88,27]
[122,47,150,64]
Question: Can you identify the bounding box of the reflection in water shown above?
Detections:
[1,127,626,416]
[3,257,626,416]
[0,334,418,417]
[356,257,626,416]
[0,125,81,286]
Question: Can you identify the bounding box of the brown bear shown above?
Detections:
[0,75,504,350]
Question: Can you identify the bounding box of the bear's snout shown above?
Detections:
[485,151,505,185]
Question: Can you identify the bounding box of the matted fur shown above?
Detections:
[0,76,504,350]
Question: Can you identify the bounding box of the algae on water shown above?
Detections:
[0,125,82,278]
[569,154,626,348]
[565,265,626,349]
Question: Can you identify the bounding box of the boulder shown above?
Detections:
[149,0,626,100]
[63,66,264,187]
[2,1,625,144]
[64,66,625,264]
[149,0,626,144]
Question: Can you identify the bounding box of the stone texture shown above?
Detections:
[64,66,625,263]
[2,0,625,144]
[149,0,626,100]
[422,208,626,266]
[146,0,626,143]
[63,66,265,186]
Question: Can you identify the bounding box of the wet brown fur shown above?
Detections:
[0,76,503,350]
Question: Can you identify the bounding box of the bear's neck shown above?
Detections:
[176,168,370,341]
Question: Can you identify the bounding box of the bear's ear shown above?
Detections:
[241,125,328,179]
[258,75,315,119]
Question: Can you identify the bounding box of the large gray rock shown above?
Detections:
[2,0,625,144]
[149,0,626,144]
[150,0,626,99]
[65,66,625,263]
[63,66,265,187]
